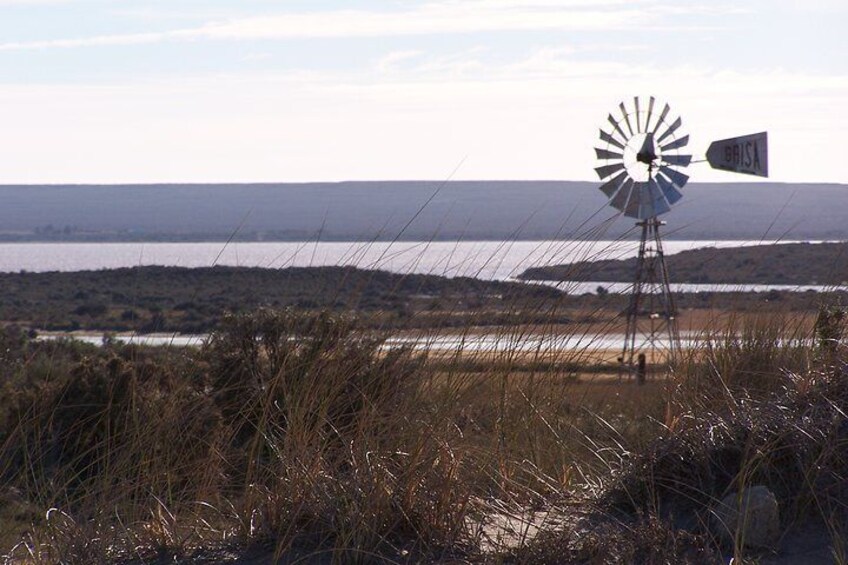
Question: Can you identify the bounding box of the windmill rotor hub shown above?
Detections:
[626,133,663,181]
[635,150,656,165]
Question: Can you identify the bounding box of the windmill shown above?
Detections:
[594,96,768,381]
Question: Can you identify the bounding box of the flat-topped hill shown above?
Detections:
[520,241,848,285]
[0,181,846,241]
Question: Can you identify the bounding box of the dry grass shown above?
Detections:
[0,300,846,563]
[514,307,848,563]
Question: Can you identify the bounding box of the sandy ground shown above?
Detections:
[144,509,840,564]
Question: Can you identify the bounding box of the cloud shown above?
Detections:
[194,4,645,40]
[377,51,424,73]
[0,31,180,51]
[0,1,738,51]
[241,51,272,62]
[787,0,848,13]
[0,0,72,4]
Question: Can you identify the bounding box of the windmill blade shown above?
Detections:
[635,181,667,220]
[595,147,624,160]
[660,134,689,152]
[608,114,628,142]
[624,181,643,218]
[662,154,692,167]
[598,171,627,199]
[595,162,625,180]
[656,174,683,204]
[610,178,634,211]
[646,178,671,216]
[652,103,670,134]
[657,116,683,143]
[644,96,656,133]
[634,97,642,133]
[658,165,689,189]
[619,102,634,136]
[599,129,626,150]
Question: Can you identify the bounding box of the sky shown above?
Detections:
[0,0,845,184]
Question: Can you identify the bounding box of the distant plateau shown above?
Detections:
[0,181,845,241]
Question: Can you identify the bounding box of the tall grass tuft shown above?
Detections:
[0,312,485,562]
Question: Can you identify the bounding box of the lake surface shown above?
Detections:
[38,331,700,352]
[548,281,842,295]
[42,330,812,353]
[0,240,827,287]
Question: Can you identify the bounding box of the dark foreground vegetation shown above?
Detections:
[0,265,839,335]
[521,241,848,285]
[1,307,848,563]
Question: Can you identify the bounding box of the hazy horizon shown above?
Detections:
[0,180,844,242]
[0,179,845,187]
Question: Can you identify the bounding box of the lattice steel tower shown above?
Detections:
[594,96,691,379]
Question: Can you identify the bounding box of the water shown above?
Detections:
[0,240,825,286]
[40,333,208,348]
[39,331,701,352]
[384,333,696,352]
[547,281,841,295]
[48,330,809,354]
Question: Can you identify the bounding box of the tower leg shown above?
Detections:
[620,218,679,382]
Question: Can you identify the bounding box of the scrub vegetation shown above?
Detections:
[521,241,848,285]
[0,264,835,335]
[0,266,563,333]
[0,303,846,563]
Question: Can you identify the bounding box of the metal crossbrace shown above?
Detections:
[620,218,680,382]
